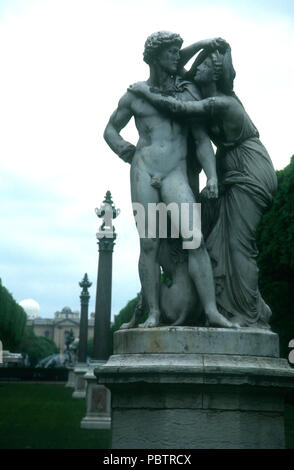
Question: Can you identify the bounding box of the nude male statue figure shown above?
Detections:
[104,31,233,328]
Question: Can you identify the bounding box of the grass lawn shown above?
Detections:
[0,382,293,449]
[0,383,110,449]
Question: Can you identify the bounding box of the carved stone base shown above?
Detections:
[65,369,75,388]
[95,327,294,449]
[80,361,111,430]
[72,363,88,398]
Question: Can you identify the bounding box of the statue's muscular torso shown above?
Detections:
[130,89,187,179]
[124,80,200,181]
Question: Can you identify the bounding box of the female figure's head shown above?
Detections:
[191,45,236,95]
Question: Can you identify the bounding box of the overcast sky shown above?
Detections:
[0,0,293,319]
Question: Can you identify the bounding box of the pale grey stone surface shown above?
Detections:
[111,408,285,449]
[95,327,294,449]
[114,327,279,357]
[80,361,111,430]
[81,414,111,430]
[98,353,294,387]
[72,362,88,399]
[65,369,75,388]
[111,385,284,412]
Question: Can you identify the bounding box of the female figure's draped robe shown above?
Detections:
[204,99,277,327]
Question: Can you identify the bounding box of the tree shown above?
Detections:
[257,155,294,357]
[18,327,59,367]
[108,294,149,355]
[0,279,27,350]
[86,296,142,358]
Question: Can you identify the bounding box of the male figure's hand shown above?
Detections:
[120,143,136,164]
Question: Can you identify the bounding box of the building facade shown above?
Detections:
[27,306,95,353]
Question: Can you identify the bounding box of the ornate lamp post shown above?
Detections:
[93,191,119,360]
[72,273,92,399]
[81,191,119,429]
[78,273,92,363]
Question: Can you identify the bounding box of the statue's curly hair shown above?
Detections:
[143,31,183,65]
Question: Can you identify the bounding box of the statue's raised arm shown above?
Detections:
[178,37,229,72]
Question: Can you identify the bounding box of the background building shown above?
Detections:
[27,306,95,353]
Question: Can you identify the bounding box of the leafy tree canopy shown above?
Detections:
[18,327,59,367]
[257,155,294,357]
[0,279,27,350]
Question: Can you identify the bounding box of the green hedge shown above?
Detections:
[257,155,294,357]
[0,279,27,350]
[18,327,59,367]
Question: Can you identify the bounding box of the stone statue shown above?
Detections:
[64,329,78,365]
[69,337,79,365]
[104,31,235,329]
[129,41,277,329]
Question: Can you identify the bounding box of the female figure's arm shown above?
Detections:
[178,37,228,69]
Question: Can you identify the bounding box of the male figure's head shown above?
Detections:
[143,31,183,75]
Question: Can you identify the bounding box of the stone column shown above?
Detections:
[81,191,119,429]
[65,370,75,388]
[93,191,119,360]
[78,273,92,363]
[72,274,92,398]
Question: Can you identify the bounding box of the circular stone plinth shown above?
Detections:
[113,327,279,358]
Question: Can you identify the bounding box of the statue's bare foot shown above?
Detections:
[138,311,160,328]
[120,317,136,329]
[206,309,237,328]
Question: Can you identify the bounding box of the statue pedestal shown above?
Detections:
[72,363,88,398]
[80,361,111,430]
[65,368,75,388]
[95,327,294,449]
